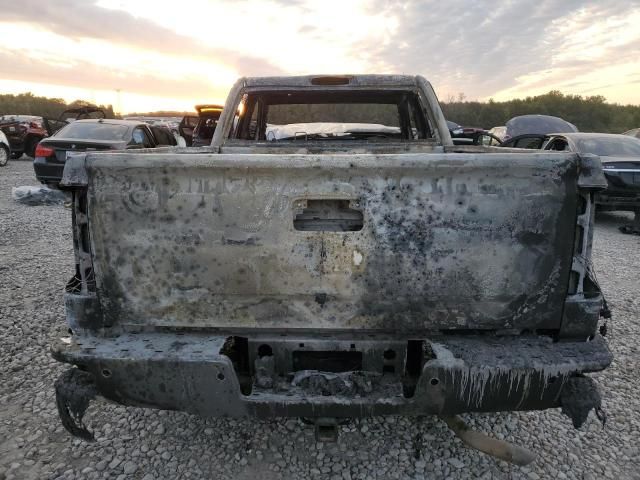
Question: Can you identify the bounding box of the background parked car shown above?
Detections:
[488,126,507,142]
[542,133,640,219]
[57,106,105,122]
[178,114,199,146]
[501,115,578,148]
[623,128,640,139]
[33,119,170,187]
[0,106,106,158]
[506,114,578,137]
[446,120,463,135]
[126,116,186,146]
[148,125,178,147]
[191,104,224,147]
[500,133,550,149]
[0,115,49,159]
[446,121,502,146]
[0,129,10,166]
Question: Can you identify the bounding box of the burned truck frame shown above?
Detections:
[52,75,611,457]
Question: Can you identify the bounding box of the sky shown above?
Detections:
[0,0,639,114]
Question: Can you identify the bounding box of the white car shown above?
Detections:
[0,130,11,166]
[488,126,507,142]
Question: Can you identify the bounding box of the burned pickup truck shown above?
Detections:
[53,75,611,461]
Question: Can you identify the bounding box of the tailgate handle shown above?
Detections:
[293,199,363,232]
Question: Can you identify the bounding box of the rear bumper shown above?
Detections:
[596,192,640,210]
[52,332,612,418]
[33,156,64,184]
[596,173,640,211]
[596,195,640,212]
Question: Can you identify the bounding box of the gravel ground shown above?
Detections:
[1,159,638,480]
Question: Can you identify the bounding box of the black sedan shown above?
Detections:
[524,133,640,222]
[33,119,173,187]
[500,115,578,148]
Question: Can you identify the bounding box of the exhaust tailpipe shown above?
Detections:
[441,415,536,466]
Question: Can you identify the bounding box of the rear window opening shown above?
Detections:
[229,90,433,142]
[292,351,363,372]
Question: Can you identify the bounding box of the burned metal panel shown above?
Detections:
[60,153,89,187]
[81,150,578,332]
[52,332,611,420]
[219,141,443,155]
[415,335,612,414]
[64,293,103,331]
[415,76,452,146]
[576,153,608,189]
[52,333,245,417]
[559,155,606,338]
[243,75,420,88]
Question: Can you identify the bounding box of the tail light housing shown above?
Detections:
[35,143,54,157]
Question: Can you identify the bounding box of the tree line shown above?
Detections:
[0,93,116,119]
[441,91,640,133]
[1,90,639,133]
[125,110,193,117]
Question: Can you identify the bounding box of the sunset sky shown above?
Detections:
[1,0,639,114]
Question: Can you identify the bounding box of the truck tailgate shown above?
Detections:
[78,152,579,332]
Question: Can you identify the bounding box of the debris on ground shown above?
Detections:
[619,225,640,235]
[560,376,606,428]
[11,185,66,206]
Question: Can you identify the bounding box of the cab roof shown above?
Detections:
[241,75,423,89]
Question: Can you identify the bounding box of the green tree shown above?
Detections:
[441,91,640,133]
[0,93,117,120]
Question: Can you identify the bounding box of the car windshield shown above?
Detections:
[230,90,432,141]
[55,122,129,140]
[575,136,640,157]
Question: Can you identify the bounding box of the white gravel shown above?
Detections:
[1,160,638,480]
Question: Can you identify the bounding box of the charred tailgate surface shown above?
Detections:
[86,151,577,332]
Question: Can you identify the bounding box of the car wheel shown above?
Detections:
[0,145,9,166]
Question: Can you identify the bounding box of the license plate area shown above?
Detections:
[246,337,408,375]
[221,335,426,397]
[53,150,70,162]
[292,350,362,372]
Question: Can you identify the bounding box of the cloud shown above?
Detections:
[0,48,230,101]
[0,0,639,107]
[1,0,284,77]
[358,0,640,101]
